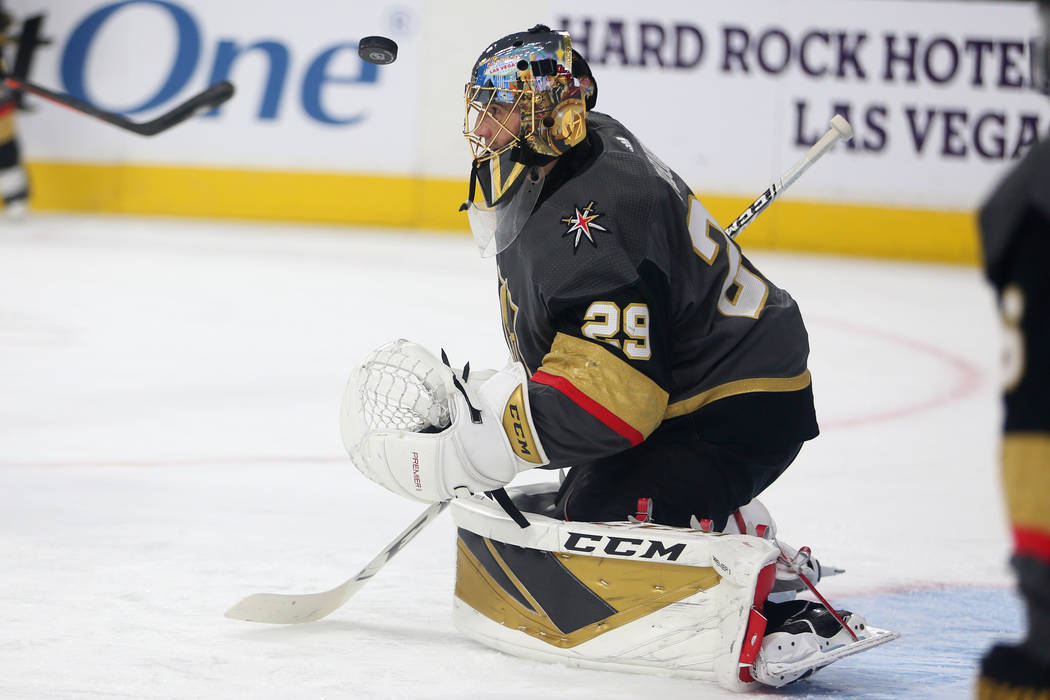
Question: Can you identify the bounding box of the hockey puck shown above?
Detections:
[358,36,398,65]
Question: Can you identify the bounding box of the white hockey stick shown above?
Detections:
[725,115,854,239]
[225,499,449,624]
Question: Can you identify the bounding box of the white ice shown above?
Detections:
[0,214,1021,699]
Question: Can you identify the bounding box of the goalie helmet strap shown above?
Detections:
[459,161,480,212]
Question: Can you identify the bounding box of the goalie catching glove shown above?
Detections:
[340,340,549,502]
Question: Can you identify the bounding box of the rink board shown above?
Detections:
[8,0,1045,262]
[25,160,979,263]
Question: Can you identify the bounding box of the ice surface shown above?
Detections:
[0,214,1015,698]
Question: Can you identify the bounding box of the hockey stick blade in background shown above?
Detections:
[225,500,449,624]
[725,114,854,239]
[4,77,235,136]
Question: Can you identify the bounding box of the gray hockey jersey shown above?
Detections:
[496,112,818,467]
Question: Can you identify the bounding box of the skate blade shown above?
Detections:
[755,626,899,686]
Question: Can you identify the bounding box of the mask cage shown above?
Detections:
[463,83,536,163]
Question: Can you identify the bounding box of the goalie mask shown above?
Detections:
[461,25,597,257]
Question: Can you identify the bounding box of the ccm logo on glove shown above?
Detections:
[502,386,544,464]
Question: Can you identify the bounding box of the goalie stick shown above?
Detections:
[725,114,854,239]
[3,76,234,136]
[225,500,448,624]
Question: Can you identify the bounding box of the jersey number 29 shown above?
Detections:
[581,301,651,360]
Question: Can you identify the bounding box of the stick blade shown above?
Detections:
[225,501,448,625]
[225,581,363,624]
[136,80,236,136]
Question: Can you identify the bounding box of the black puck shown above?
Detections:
[358,36,398,65]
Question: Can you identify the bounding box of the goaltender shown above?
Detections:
[341,24,895,691]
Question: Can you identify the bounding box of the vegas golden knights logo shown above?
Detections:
[498,274,526,368]
[561,201,608,251]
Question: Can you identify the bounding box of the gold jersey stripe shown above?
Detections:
[664,369,812,419]
[1002,433,1050,533]
[977,676,1050,700]
[0,110,15,144]
[537,333,669,440]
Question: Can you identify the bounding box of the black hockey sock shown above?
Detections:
[1015,555,1050,665]
[980,644,1050,693]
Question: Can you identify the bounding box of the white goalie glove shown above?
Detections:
[340,340,549,503]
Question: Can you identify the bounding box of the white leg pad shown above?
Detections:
[449,485,781,692]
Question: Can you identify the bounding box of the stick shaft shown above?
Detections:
[725,115,853,239]
[5,77,234,136]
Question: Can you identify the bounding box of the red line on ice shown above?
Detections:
[812,316,985,430]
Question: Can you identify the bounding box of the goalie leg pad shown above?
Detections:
[449,485,781,692]
[702,498,842,602]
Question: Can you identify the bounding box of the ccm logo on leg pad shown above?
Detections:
[564,532,685,561]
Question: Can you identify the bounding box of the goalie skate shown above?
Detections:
[753,602,900,687]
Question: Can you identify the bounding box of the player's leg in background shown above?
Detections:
[0,86,29,217]
[979,220,1050,699]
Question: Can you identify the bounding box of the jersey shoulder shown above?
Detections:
[980,139,1050,283]
[587,112,692,211]
[522,113,687,300]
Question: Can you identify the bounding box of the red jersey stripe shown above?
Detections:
[532,370,644,446]
[1014,526,1050,562]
